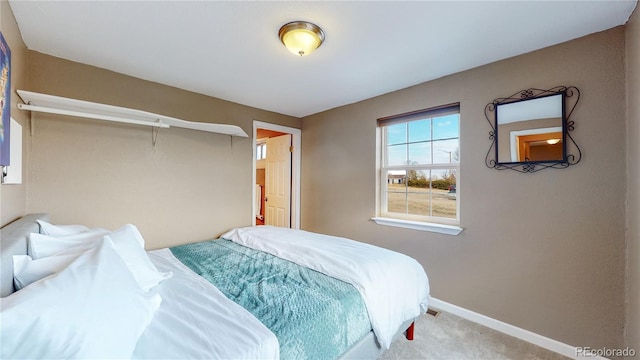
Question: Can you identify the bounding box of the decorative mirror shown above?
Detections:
[485,86,581,173]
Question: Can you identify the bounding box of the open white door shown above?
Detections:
[265,134,292,227]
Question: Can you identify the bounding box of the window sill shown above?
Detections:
[371,217,463,236]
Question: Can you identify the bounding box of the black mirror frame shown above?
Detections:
[484,86,581,173]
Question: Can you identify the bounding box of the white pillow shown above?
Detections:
[112,222,145,248]
[36,220,89,236]
[28,228,110,259]
[1,238,162,360]
[26,225,171,292]
[12,253,78,290]
[105,224,172,292]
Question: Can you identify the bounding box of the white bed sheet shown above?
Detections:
[132,248,280,360]
[221,226,430,350]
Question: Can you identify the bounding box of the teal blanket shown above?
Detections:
[170,239,371,360]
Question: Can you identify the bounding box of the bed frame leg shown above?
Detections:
[405,321,415,341]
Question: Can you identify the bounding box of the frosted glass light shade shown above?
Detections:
[279,21,325,56]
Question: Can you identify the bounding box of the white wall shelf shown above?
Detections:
[16,90,248,137]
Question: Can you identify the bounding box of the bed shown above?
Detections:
[0,214,430,359]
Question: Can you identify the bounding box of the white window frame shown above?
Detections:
[256,140,267,160]
[373,104,463,235]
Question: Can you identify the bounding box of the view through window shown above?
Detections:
[379,104,460,224]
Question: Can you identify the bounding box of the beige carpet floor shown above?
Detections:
[379,310,571,360]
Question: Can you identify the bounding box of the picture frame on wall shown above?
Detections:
[0,31,11,167]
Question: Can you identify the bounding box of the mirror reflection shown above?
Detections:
[495,93,565,164]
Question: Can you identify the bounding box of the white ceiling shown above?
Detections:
[8,1,637,118]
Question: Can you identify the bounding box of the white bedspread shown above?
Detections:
[132,248,280,360]
[221,226,430,349]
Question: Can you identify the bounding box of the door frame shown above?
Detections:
[252,120,301,229]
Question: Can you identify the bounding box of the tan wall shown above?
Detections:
[301,28,627,349]
[625,6,640,357]
[25,52,299,249]
[0,1,29,227]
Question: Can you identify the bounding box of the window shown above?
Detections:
[376,104,460,231]
[256,142,267,160]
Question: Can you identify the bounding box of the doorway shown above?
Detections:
[253,121,301,229]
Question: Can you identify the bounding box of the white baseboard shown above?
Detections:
[428,297,608,360]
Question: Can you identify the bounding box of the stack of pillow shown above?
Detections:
[1,221,172,359]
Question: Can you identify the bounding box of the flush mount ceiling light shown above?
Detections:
[278,21,325,57]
